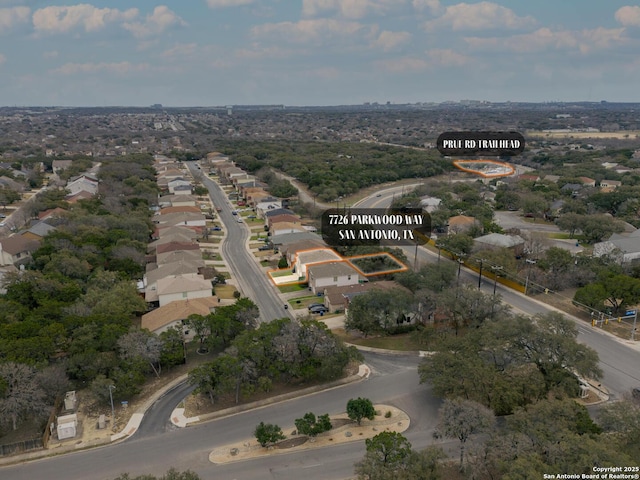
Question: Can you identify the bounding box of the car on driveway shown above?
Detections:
[308,305,329,314]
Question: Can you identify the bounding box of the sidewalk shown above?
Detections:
[0,374,190,467]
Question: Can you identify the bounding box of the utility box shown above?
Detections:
[63,391,77,411]
[57,413,78,440]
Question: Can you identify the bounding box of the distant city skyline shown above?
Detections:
[0,0,639,106]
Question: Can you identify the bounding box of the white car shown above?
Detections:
[236,217,243,223]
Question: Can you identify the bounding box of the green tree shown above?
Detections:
[364,431,412,468]
[254,422,286,447]
[347,397,376,425]
[294,412,332,437]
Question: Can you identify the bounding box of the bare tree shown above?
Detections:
[117,329,163,377]
[0,362,49,430]
[434,398,495,468]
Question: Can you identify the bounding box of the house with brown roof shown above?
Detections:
[0,235,40,266]
[267,214,302,228]
[141,297,219,337]
[578,176,596,187]
[159,206,201,215]
[447,215,480,235]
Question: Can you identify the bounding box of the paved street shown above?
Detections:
[1,353,430,480]
[186,162,292,323]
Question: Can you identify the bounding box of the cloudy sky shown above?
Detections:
[0,0,639,106]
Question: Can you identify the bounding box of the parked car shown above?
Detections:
[309,305,329,314]
[232,210,238,215]
[258,245,271,251]
[211,226,222,231]
[307,303,326,310]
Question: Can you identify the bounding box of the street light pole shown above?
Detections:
[524,259,536,295]
[108,384,116,432]
[492,268,501,296]
[477,259,484,289]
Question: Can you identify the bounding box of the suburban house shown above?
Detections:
[66,175,99,196]
[151,225,198,242]
[266,213,302,228]
[293,248,343,280]
[21,222,56,241]
[473,233,526,257]
[156,249,204,266]
[323,280,404,313]
[167,178,192,194]
[271,232,324,251]
[447,215,479,234]
[52,160,73,174]
[172,185,193,196]
[600,179,622,191]
[0,235,40,266]
[578,176,596,187]
[593,229,640,264]
[144,261,204,302]
[153,212,206,228]
[270,221,307,237]
[141,296,219,338]
[158,195,198,208]
[155,273,213,307]
[307,261,361,294]
[284,239,327,265]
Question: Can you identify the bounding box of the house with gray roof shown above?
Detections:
[307,261,361,294]
[594,229,640,264]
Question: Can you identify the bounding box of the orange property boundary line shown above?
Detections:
[452,159,515,178]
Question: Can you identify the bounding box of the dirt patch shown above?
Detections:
[275,436,308,449]
[330,418,352,428]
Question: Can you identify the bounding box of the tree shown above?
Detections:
[574,274,640,314]
[294,412,332,437]
[0,362,49,430]
[159,326,186,368]
[355,437,445,480]
[254,422,286,447]
[364,431,413,467]
[186,314,211,353]
[112,468,201,480]
[435,398,495,467]
[347,397,376,425]
[117,329,163,378]
[345,288,414,336]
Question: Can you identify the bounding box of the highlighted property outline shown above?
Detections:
[268,249,408,287]
[452,159,515,178]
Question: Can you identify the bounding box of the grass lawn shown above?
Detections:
[214,284,238,299]
[278,283,308,293]
[271,269,294,277]
[288,295,324,308]
[333,328,423,351]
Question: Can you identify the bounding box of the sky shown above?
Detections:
[0,0,639,106]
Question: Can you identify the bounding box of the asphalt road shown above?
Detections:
[186,162,292,323]
[1,353,433,480]
[356,190,640,398]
